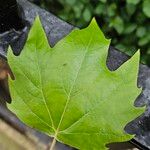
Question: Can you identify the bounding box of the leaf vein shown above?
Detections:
[12,86,54,131]
[54,34,94,139]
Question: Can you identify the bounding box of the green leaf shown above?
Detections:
[95,3,105,15]
[65,0,76,5]
[138,34,150,46]
[124,24,137,34]
[99,0,107,3]
[127,0,140,5]
[143,0,150,17]
[110,16,124,34]
[8,16,144,150]
[136,27,146,38]
[107,3,117,17]
[126,4,136,15]
[83,7,92,22]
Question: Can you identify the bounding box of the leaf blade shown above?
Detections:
[8,16,144,150]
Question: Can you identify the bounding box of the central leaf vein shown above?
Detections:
[53,34,94,140]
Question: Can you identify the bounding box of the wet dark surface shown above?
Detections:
[0,0,74,57]
[0,0,24,33]
[0,0,150,149]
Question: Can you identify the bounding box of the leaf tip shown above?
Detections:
[31,15,43,31]
[131,49,140,67]
[135,49,140,59]
[88,17,100,31]
[27,15,50,49]
[7,46,14,59]
[88,17,111,43]
[34,15,42,25]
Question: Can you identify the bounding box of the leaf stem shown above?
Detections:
[49,137,57,150]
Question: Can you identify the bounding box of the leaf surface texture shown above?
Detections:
[8,17,144,150]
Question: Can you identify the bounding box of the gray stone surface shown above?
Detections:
[0,0,150,149]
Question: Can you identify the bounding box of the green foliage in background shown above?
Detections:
[30,0,150,65]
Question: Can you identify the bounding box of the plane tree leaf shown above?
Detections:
[7,16,144,150]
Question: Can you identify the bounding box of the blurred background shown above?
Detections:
[29,0,150,65]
